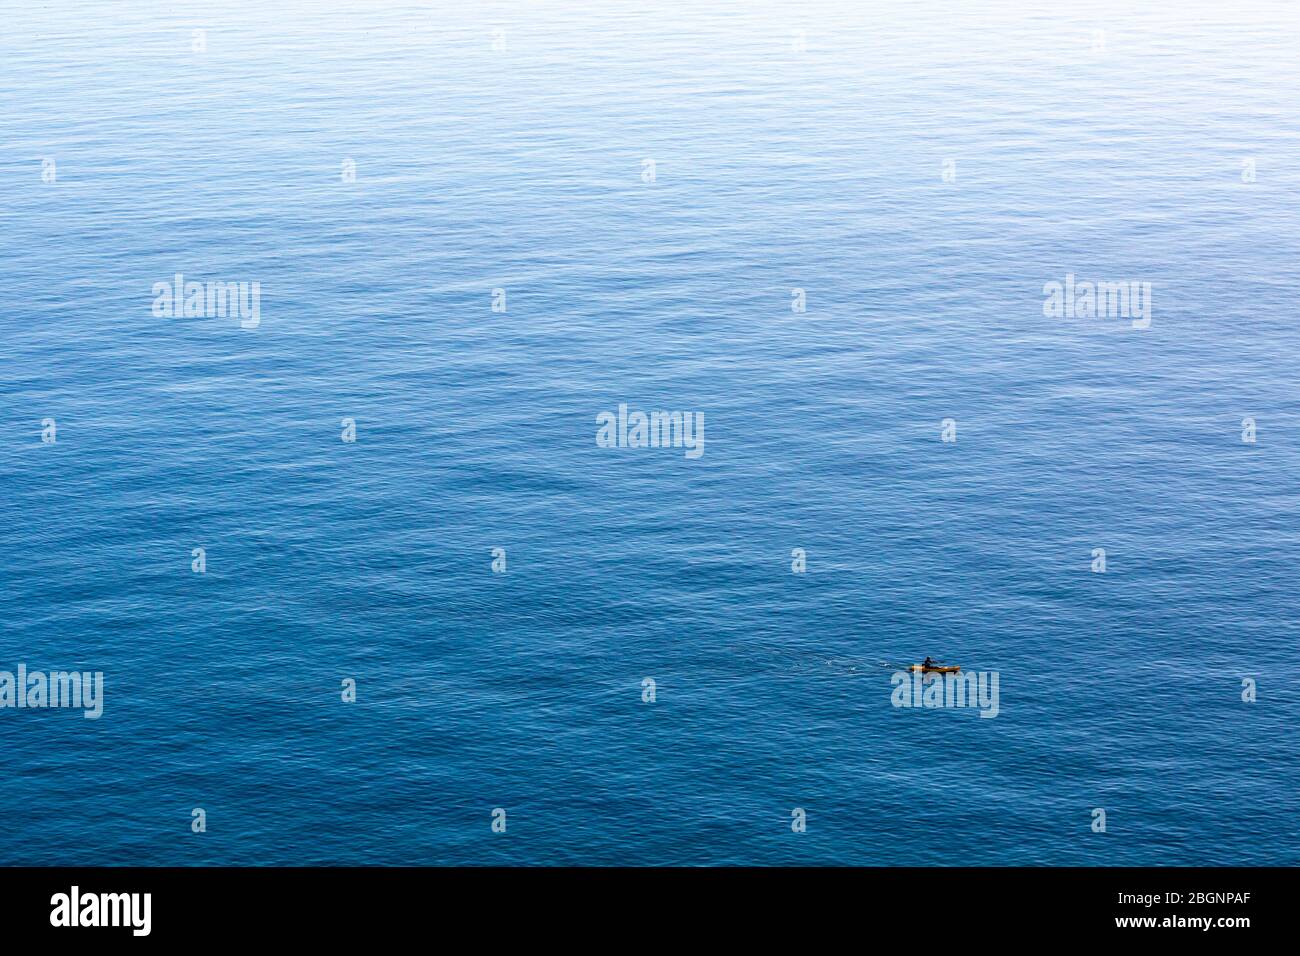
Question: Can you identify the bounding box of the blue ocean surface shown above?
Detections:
[2,1,1299,865]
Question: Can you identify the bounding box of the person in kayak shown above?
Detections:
[923,656,937,669]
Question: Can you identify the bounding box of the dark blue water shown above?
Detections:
[2,1,1298,865]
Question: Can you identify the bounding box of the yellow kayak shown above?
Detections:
[912,664,961,674]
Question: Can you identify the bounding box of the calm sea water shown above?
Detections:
[2,0,1298,865]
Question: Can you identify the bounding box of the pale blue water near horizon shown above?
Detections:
[2,0,1299,865]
